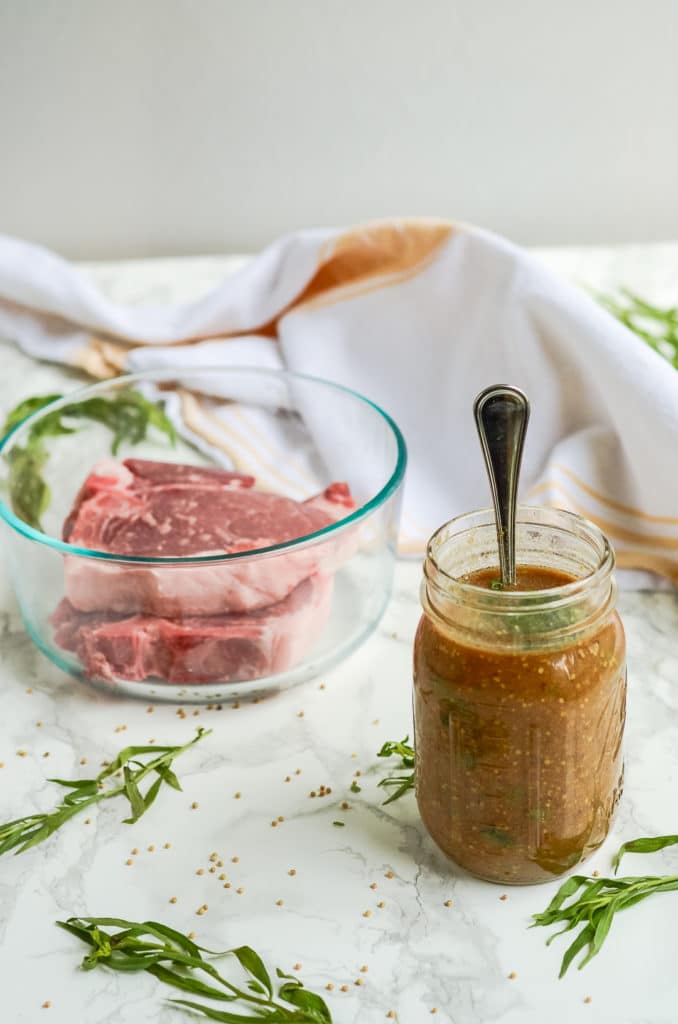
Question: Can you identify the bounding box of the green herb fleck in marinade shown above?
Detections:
[532,833,678,977]
[0,729,209,856]
[58,916,333,1022]
[377,737,415,805]
[1,389,176,530]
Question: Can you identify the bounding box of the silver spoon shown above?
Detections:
[473,385,530,586]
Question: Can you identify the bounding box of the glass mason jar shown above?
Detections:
[413,506,626,885]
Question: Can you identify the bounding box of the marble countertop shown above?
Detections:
[1,244,678,1024]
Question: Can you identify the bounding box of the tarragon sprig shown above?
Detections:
[0,728,209,856]
[596,287,678,369]
[532,833,678,976]
[58,916,333,1022]
[377,737,415,805]
[2,389,176,529]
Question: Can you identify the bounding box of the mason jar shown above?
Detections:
[413,506,626,885]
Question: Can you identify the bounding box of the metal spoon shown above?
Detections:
[473,385,530,586]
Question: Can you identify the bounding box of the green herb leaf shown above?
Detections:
[349,780,361,794]
[595,288,678,369]
[612,834,678,873]
[0,729,209,857]
[376,736,415,805]
[59,916,332,1022]
[2,389,176,530]
[332,821,345,827]
[532,864,678,976]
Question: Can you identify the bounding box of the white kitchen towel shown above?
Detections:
[1,220,678,581]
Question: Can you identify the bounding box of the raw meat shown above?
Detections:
[63,458,356,615]
[51,573,334,685]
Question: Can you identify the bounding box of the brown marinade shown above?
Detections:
[413,565,626,884]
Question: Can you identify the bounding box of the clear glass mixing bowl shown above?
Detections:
[0,367,406,703]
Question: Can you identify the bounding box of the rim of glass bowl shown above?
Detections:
[0,366,408,564]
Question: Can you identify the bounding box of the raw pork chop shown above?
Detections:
[63,459,356,615]
[52,573,333,684]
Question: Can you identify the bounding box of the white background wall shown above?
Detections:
[1,0,677,259]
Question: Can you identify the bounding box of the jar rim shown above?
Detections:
[425,504,615,610]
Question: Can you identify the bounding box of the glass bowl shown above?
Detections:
[0,368,406,703]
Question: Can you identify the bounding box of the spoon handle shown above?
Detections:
[473,385,530,586]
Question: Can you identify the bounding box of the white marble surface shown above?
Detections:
[1,246,678,1023]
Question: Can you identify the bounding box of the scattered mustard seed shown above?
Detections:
[217,860,223,867]
[354,979,362,987]
[164,842,171,849]
[188,931,196,939]
[584,997,592,1004]
[592,870,600,877]
[377,901,385,909]
[84,818,91,825]
[209,866,216,874]
[236,888,244,895]
[26,688,33,694]
[232,856,239,863]
[131,847,139,855]
[340,985,349,993]
[385,871,394,879]
[508,972,517,980]
[288,869,297,876]
[234,792,241,799]
[309,791,317,798]
[219,873,226,881]
[499,894,508,901]
[224,883,231,889]
[341,801,349,810]
[148,845,155,852]
[192,710,200,716]
[297,711,304,718]
[284,776,291,782]
[444,900,453,907]
[271,820,278,827]
[326,983,334,991]
[196,907,206,916]
[319,683,326,690]
[387,1013,395,1019]
[293,963,302,971]
[147,706,154,713]
[36,721,43,727]
[80,757,87,765]
[41,1000,51,1009]
[197,869,205,876]
[360,965,368,973]
[431,1010,438,1016]
[17,750,26,757]
[126,859,133,866]
[370,883,378,890]
[191,802,199,809]
[275,899,283,906]
[169,897,177,904]
[354,770,361,777]
[362,910,372,918]
[295,769,302,775]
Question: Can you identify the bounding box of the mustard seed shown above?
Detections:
[191,802,199,809]
[278,815,284,822]
[148,845,155,852]
[444,899,453,907]
[295,769,301,775]
[288,869,297,876]
[284,776,291,782]
[17,750,26,757]
[36,721,43,727]
[236,887,244,895]
[275,899,283,906]
[341,801,349,810]
[84,818,91,825]
[217,860,223,866]
[42,1001,51,1009]
[499,894,508,901]
[354,979,362,986]
[385,871,394,879]
[387,1013,395,1019]
[508,972,517,980]
[360,965,368,973]
[169,897,177,904]
[309,791,317,798]
[592,870,600,877]
[126,859,133,866]
[219,873,226,880]
[209,866,216,874]
[340,985,349,992]
[293,963,302,971]
[377,901,385,909]
[80,757,87,765]
[197,869,205,876]
[164,842,171,849]
[297,711,304,718]
[234,792,241,799]
[147,706,154,713]
[224,883,231,889]
[131,847,139,855]
[232,856,239,863]
[271,820,278,827]
[431,1010,438,1016]
[188,931,196,939]
[319,683,326,690]
[326,983,334,991]
[584,997,592,1004]
[362,910,371,918]
[370,883,378,890]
